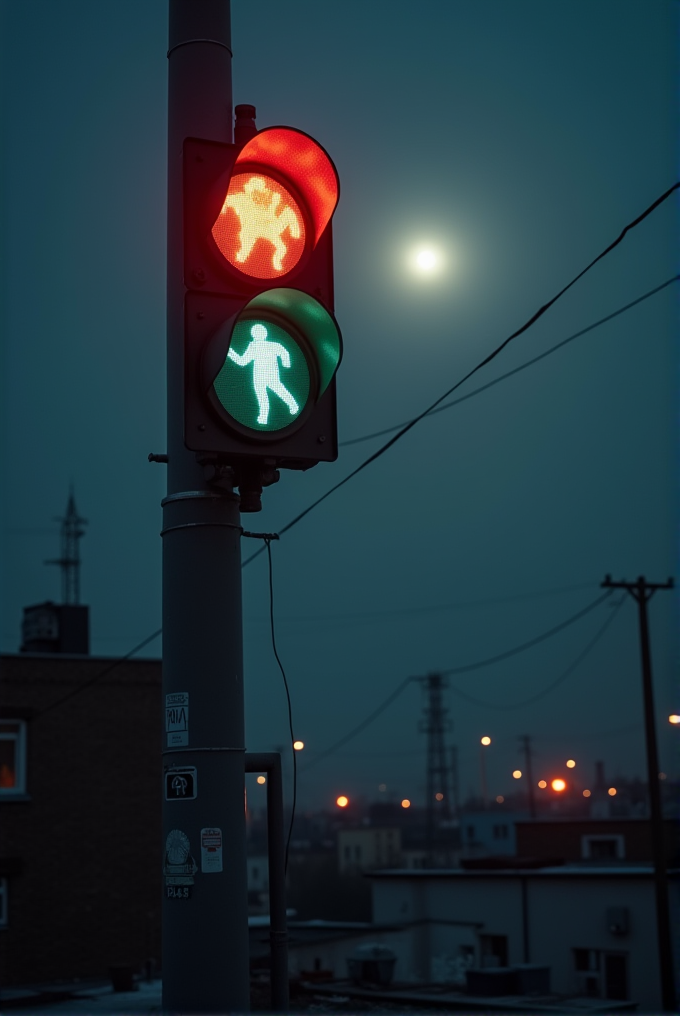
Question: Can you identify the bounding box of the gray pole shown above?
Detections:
[163,3,249,1013]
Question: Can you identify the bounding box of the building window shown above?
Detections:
[480,934,508,968]
[0,878,6,928]
[581,835,625,860]
[573,949,628,1000]
[0,721,27,795]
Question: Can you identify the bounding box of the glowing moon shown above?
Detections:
[415,249,438,271]
[408,244,447,278]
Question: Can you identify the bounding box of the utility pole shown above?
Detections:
[601,575,675,1012]
[162,3,249,1013]
[417,674,451,865]
[519,735,536,819]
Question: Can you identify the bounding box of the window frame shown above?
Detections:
[0,719,27,797]
[581,834,625,860]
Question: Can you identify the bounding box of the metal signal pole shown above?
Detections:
[601,574,675,1012]
[163,3,249,1013]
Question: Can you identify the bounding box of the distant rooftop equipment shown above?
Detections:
[19,489,90,654]
[346,944,396,986]
[21,601,89,655]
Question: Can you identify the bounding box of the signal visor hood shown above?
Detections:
[235,127,339,247]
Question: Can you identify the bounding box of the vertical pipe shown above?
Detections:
[245,753,289,1012]
[163,3,249,1013]
[636,580,675,1012]
[520,877,530,963]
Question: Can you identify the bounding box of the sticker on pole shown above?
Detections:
[165,692,189,747]
[164,828,197,898]
[201,827,223,873]
[165,767,197,800]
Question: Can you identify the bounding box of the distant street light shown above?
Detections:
[256,776,266,785]
[566,759,576,768]
[336,795,349,808]
[583,789,591,798]
[551,778,567,792]
[512,770,522,779]
[538,780,547,789]
[496,795,504,804]
[608,787,617,797]
[293,740,304,751]
[401,799,411,809]
[669,714,680,725]
[479,736,491,808]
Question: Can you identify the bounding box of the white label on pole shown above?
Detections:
[201,827,223,873]
[165,692,189,747]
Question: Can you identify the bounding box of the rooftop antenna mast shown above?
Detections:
[46,487,87,604]
[418,673,451,864]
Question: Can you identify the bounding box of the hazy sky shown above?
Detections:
[1,1,678,810]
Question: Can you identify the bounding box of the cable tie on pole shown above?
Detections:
[242,531,280,541]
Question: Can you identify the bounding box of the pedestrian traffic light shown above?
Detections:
[183,118,342,507]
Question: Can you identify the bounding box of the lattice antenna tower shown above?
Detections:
[45,487,88,604]
[417,673,452,864]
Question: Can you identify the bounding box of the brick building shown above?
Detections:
[0,652,162,985]
[515,818,680,864]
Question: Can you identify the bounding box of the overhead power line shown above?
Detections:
[299,588,613,771]
[243,184,679,567]
[340,275,680,448]
[36,627,162,718]
[447,595,625,709]
[441,588,613,676]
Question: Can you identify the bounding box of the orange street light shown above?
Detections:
[566,759,576,768]
[480,736,491,746]
[608,787,617,797]
[669,714,680,725]
[583,789,591,798]
[293,740,304,750]
[538,780,547,789]
[336,795,349,808]
[551,778,567,792]
[435,792,444,801]
[256,775,266,785]
[512,770,522,779]
[401,799,411,809]
[496,795,504,803]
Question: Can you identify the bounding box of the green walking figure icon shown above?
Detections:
[227,323,300,426]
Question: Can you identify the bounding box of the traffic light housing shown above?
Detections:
[183,123,342,499]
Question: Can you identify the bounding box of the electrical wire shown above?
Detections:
[265,538,297,874]
[299,588,613,770]
[35,627,162,718]
[441,588,613,676]
[299,676,414,773]
[339,275,680,448]
[243,580,598,626]
[243,175,680,571]
[446,595,625,709]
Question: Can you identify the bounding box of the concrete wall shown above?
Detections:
[371,870,679,1009]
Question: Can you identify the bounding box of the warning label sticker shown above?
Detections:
[201,827,223,873]
[165,692,189,747]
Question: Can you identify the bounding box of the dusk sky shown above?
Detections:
[1,1,677,811]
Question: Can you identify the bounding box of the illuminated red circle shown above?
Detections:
[212,172,306,280]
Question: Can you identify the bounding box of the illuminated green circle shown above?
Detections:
[213,318,311,433]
